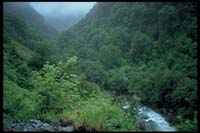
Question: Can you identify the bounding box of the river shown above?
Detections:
[122,99,177,131]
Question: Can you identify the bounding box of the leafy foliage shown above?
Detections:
[57,2,197,131]
[3,2,197,131]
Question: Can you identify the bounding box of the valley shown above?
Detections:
[3,2,198,131]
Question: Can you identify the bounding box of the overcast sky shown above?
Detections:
[30,2,96,17]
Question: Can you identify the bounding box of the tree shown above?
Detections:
[99,45,122,69]
[107,67,129,94]
[32,56,80,114]
[78,60,107,87]
[129,31,152,63]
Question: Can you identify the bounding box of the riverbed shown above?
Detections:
[122,99,177,131]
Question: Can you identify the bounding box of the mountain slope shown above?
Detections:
[3,2,56,89]
[3,2,136,131]
[3,2,59,39]
[57,2,197,131]
[3,2,44,24]
[3,2,198,131]
[44,13,85,32]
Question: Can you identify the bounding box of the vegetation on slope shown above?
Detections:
[3,2,197,131]
[3,2,135,131]
[57,2,198,131]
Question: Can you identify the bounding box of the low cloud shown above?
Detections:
[30,2,96,17]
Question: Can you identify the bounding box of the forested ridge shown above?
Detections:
[3,2,198,131]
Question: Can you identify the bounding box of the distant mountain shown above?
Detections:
[3,2,44,25]
[44,13,85,32]
[3,2,58,39]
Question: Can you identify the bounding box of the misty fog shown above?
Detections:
[30,2,96,31]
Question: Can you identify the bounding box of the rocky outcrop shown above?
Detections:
[3,119,74,131]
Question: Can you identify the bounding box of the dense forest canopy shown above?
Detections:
[3,2,198,131]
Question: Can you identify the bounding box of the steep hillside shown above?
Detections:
[3,2,136,131]
[3,2,59,39]
[58,2,197,131]
[3,2,198,131]
[3,2,58,70]
[4,2,44,24]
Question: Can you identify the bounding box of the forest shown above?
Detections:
[3,2,198,131]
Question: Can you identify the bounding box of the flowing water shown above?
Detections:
[122,99,177,131]
[137,106,177,131]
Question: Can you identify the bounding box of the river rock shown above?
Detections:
[4,119,76,131]
[11,123,17,128]
[141,114,149,120]
[61,125,74,131]
[49,121,61,126]
[4,122,12,131]
[39,123,53,131]
[12,123,24,131]
[144,120,157,131]
[23,125,36,131]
